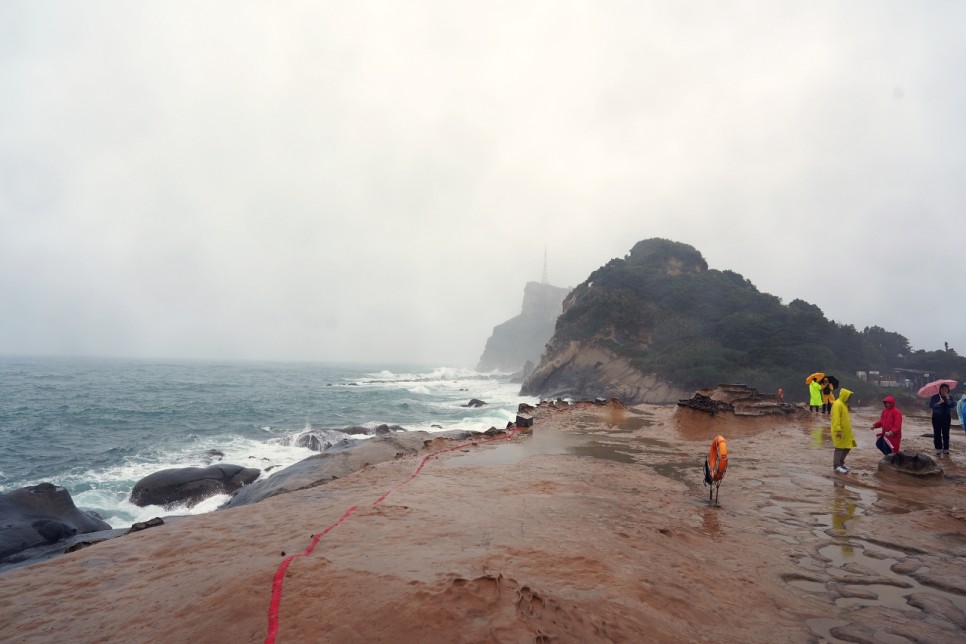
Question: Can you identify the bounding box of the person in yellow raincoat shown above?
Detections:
[809,379,822,413]
[831,388,856,473]
[820,377,836,414]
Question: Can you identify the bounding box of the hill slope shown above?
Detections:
[521,238,964,403]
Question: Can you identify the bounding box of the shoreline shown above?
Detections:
[1,400,964,642]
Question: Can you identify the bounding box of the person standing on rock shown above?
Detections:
[870,395,902,456]
[929,383,955,455]
[831,388,856,473]
[809,378,822,413]
[820,377,836,415]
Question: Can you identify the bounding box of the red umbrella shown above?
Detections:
[917,379,958,398]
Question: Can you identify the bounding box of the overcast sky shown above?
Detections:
[1,1,964,367]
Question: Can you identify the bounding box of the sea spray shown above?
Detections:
[0,357,535,527]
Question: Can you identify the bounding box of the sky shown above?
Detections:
[1,1,964,367]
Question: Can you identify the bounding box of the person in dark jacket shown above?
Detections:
[820,377,836,415]
[930,384,955,455]
[870,395,902,456]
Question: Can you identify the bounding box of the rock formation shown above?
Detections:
[129,463,261,509]
[477,281,570,374]
[0,483,112,565]
[521,341,689,404]
[877,451,944,480]
[677,383,799,416]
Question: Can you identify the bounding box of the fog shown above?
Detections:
[2,2,964,366]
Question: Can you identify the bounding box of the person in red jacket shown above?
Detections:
[871,395,902,456]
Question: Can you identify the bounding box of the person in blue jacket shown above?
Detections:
[930,383,955,455]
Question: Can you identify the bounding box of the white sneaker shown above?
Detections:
[936,450,943,456]
[834,466,848,474]
[943,450,950,455]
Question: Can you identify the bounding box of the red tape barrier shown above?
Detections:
[264,426,521,643]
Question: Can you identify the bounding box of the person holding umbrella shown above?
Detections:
[831,388,856,473]
[807,373,823,413]
[821,376,838,415]
[870,395,902,456]
[930,383,956,455]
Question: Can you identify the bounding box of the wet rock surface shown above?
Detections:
[129,463,261,508]
[878,450,945,479]
[1,401,964,643]
[0,483,113,565]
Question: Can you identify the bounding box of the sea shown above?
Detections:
[0,356,536,528]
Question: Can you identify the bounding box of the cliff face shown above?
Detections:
[520,341,689,403]
[520,239,705,403]
[477,281,571,373]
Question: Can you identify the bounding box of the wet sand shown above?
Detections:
[1,401,964,643]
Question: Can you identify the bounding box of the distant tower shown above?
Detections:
[542,245,549,284]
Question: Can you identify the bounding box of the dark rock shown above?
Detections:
[333,424,405,436]
[516,414,533,427]
[462,399,487,408]
[677,384,796,417]
[337,425,371,435]
[294,433,328,451]
[34,520,74,543]
[0,483,112,565]
[877,451,944,480]
[127,517,164,534]
[129,464,261,509]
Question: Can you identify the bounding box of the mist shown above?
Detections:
[2,2,964,366]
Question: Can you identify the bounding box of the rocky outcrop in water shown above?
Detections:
[0,483,112,565]
[129,464,261,509]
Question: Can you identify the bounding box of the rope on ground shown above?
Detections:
[264,426,521,644]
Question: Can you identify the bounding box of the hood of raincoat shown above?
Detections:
[838,388,853,404]
[883,395,896,405]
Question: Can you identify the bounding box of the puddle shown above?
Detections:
[443,429,583,466]
[814,542,966,614]
[608,415,653,431]
[444,430,645,467]
[787,578,827,593]
[805,617,849,642]
[569,442,640,463]
[650,461,699,487]
[811,481,876,543]
[809,426,831,447]
[938,532,966,549]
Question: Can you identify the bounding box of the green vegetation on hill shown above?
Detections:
[552,239,966,402]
